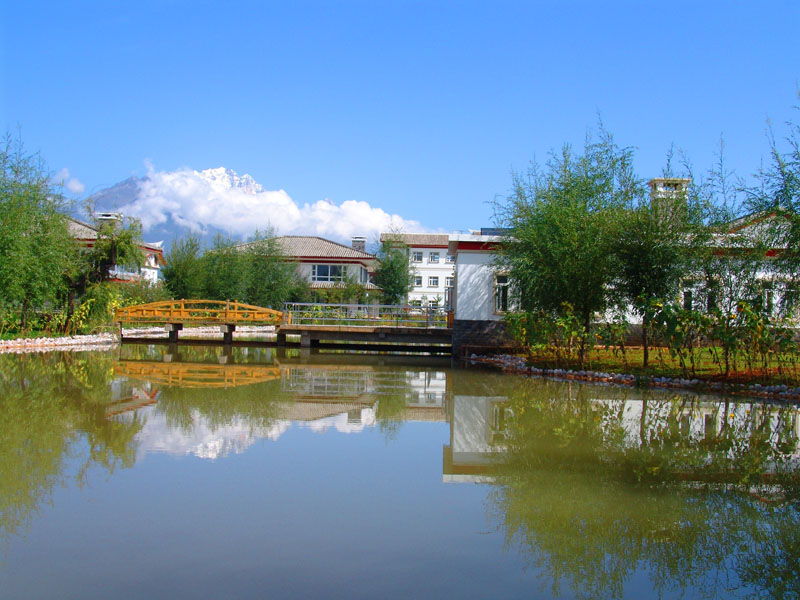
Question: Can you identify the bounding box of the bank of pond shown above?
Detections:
[2,345,799,599]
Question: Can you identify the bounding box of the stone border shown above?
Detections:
[467,353,800,402]
[0,325,279,355]
[0,333,119,354]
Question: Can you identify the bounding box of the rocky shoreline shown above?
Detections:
[0,325,277,354]
[468,353,800,402]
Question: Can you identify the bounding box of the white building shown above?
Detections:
[447,231,511,355]
[380,233,455,308]
[68,215,165,284]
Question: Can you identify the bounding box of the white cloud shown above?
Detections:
[117,165,426,242]
[54,168,86,194]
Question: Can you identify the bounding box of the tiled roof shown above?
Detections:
[68,217,164,254]
[380,232,450,247]
[240,236,377,260]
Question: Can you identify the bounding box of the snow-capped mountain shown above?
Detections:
[84,165,424,249]
[199,167,263,194]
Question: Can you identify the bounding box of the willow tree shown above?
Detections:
[0,134,76,328]
[496,129,638,364]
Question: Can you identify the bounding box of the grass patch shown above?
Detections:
[524,345,800,387]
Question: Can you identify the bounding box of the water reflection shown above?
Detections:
[2,347,800,598]
[470,378,800,599]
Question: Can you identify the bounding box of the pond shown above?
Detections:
[2,345,799,599]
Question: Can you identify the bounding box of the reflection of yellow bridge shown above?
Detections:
[115,299,283,325]
[115,360,281,388]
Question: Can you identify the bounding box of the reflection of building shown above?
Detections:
[110,359,452,460]
[443,395,510,483]
[442,390,800,484]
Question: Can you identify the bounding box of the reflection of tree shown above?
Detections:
[490,379,800,599]
[0,352,143,545]
[154,378,288,435]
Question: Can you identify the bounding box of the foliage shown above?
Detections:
[490,378,800,599]
[373,238,414,304]
[194,231,309,309]
[495,127,638,364]
[0,133,77,329]
[162,233,203,299]
[78,213,146,286]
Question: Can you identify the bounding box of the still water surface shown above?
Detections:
[2,345,800,599]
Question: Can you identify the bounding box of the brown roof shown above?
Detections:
[380,232,450,247]
[239,236,377,261]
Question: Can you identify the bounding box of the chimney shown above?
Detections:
[351,236,367,253]
[648,178,690,225]
[95,212,123,229]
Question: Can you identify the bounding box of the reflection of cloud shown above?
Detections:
[300,408,377,434]
[119,165,425,242]
[54,167,85,194]
[130,406,290,460]
[124,406,377,460]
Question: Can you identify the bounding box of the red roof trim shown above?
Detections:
[455,241,501,251]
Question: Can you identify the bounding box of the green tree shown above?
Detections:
[80,214,145,285]
[614,172,705,367]
[241,230,309,308]
[198,234,247,301]
[745,99,800,300]
[373,237,413,304]
[496,129,638,364]
[0,133,76,329]
[162,233,203,299]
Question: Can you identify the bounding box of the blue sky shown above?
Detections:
[2,1,798,242]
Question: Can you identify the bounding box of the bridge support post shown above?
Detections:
[300,333,312,348]
[276,332,286,346]
[166,323,183,343]
[220,324,236,345]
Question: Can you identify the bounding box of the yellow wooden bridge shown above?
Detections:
[115,299,283,325]
[115,299,283,343]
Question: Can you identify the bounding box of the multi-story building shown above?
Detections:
[380,233,455,308]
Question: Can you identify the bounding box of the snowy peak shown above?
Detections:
[198,167,263,195]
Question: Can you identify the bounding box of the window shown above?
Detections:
[428,299,439,308]
[411,251,423,263]
[414,275,422,287]
[494,274,509,313]
[683,289,693,311]
[429,252,439,263]
[445,277,454,287]
[446,254,455,263]
[428,276,439,287]
[312,264,347,282]
[410,300,422,307]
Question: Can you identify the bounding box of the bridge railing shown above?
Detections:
[115,299,283,325]
[282,302,449,328]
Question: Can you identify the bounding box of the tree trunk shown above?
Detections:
[641,316,649,368]
[21,298,29,331]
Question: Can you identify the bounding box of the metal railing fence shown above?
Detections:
[282,302,449,328]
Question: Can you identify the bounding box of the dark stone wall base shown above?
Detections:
[452,319,515,357]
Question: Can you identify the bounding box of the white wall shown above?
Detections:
[454,251,502,321]
[407,247,454,307]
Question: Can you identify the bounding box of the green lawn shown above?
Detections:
[523,345,800,387]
